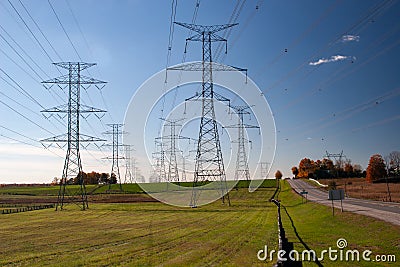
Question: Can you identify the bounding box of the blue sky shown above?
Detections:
[0,0,399,183]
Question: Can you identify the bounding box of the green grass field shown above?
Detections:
[277,180,400,266]
[0,188,278,266]
[0,180,398,266]
[0,179,277,196]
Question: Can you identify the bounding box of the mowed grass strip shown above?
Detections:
[0,188,277,266]
[277,180,400,267]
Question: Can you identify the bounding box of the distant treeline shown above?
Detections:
[51,171,116,185]
[292,158,365,179]
[0,183,52,187]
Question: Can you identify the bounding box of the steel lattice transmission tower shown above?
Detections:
[325,150,344,177]
[41,62,106,210]
[172,22,246,207]
[225,106,259,181]
[123,145,135,183]
[152,140,167,183]
[181,153,189,182]
[259,162,269,179]
[103,124,126,191]
[157,118,190,183]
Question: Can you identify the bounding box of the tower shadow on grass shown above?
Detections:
[281,204,324,267]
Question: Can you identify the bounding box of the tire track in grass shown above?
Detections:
[117,209,234,266]
[204,208,273,266]
[159,191,276,264]
[158,191,277,265]
[64,209,223,266]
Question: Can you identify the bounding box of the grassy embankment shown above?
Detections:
[277,179,400,266]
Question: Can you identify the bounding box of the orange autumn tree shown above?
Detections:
[298,158,316,178]
[366,154,387,183]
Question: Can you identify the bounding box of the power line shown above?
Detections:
[64,0,113,123]
[7,0,54,63]
[0,91,37,117]
[0,124,41,145]
[0,67,67,129]
[160,0,201,135]
[214,0,247,61]
[283,37,400,111]
[266,19,400,138]
[0,132,41,149]
[6,0,110,136]
[168,0,200,122]
[0,30,46,80]
[18,0,63,62]
[254,0,343,77]
[0,123,64,159]
[229,0,265,57]
[47,0,82,61]
[1,1,71,106]
[0,67,45,109]
[0,46,42,84]
[64,0,92,62]
[165,0,178,76]
[0,98,55,135]
[262,0,395,93]
[0,23,51,78]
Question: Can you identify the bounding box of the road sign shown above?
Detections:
[328,189,345,215]
[300,189,308,203]
[300,190,308,195]
[329,189,345,200]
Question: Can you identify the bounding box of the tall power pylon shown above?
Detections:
[259,162,269,179]
[181,153,189,182]
[103,124,125,191]
[325,150,344,177]
[152,140,166,182]
[225,105,259,181]
[157,118,190,183]
[41,62,106,210]
[123,145,135,183]
[172,22,246,207]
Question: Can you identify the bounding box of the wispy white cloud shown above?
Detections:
[309,55,353,66]
[341,34,360,42]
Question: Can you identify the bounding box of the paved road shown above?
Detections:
[287,179,400,226]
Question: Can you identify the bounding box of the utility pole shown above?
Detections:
[41,62,106,210]
[225,105,259,181]
[171,22,246,207]
[103,124,125,191]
